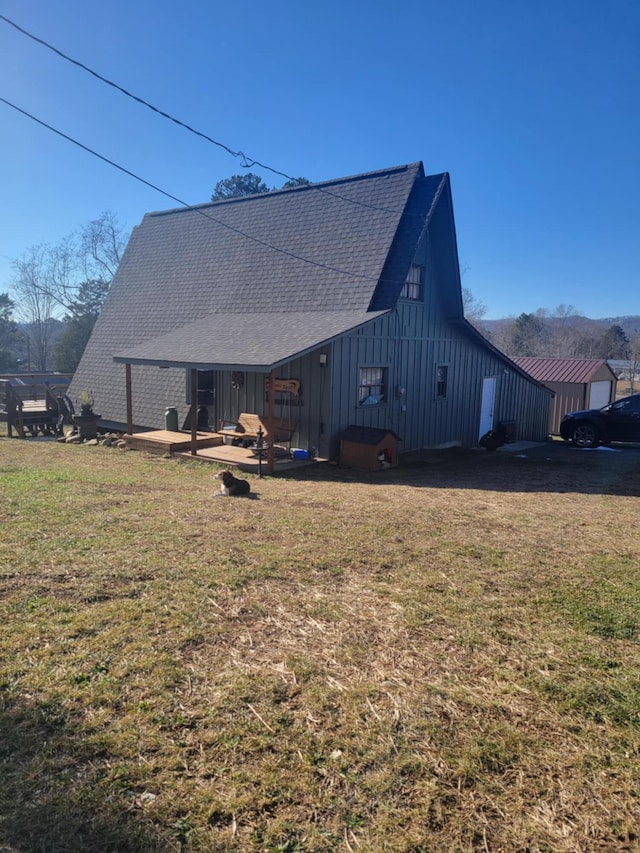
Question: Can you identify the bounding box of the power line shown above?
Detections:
[0,16,252,167]
[0,95,404,285]
[0,13,424,218]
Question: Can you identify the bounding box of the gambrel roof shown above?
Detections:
[70,162,457,426]
[109,164,447,369]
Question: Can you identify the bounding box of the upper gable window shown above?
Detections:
[400,264,423,300]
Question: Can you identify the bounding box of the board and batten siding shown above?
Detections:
[329,304,550,455]
[215,349,333,458]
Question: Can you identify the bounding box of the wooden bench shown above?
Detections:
[0,379,71,438]
[216,412,298,445]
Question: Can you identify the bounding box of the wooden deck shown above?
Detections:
[122,430,223,454]
[123,430,323,472]
[177,443,322,473]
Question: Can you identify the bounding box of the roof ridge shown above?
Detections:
[146,162,425,219]
[308,161,423,190]
[513,356,606,363]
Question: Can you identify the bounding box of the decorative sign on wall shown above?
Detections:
[265,378,301,396]
[265,378,303,406]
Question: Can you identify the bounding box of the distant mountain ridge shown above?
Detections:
[599,315,640,332]
[481,314,640,333]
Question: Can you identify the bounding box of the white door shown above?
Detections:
[479,377,497,439]
[588,380,612,409]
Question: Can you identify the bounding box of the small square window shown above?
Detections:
[359,367,387,405]
[400,264,423,300]
[435,365,448,399]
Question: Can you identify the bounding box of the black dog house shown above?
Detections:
[339,426,401,471]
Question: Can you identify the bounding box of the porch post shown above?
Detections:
[190,368,198,455]
[267,368,275,474]
[125,364,133,435]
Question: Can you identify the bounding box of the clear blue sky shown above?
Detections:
[1,0,638,320]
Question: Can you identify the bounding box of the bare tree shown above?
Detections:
[546,304,584,357]
[462,287,488,327]
[484,318,515,354]
[46,236,77,314]
[11,211,127,317]
[9,212,128,370]
[11,245,58,369]
[488,304,610,361]
[625,339,640,394]
[79,211,126,283]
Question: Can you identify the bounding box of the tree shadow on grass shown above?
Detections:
[280,443,640,497]
[0,696,173,853]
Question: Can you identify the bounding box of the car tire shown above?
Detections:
[572,423,599,449]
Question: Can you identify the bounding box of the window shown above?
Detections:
[612,395,640,413]
[186,369,216,405]
[359,367,387,406]
[400,264,423,300]
[197,370,215,405]
[435,365,448,399]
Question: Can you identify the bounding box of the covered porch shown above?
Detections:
[118,366,299,474]
[111,312,348,473]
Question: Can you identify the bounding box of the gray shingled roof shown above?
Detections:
[114,309,390,370]
[71,161,444,427]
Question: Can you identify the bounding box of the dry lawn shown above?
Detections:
[1,435,639,852]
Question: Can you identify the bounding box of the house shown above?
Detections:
[70,162,551,462]
[511,357,617,435]
[608,359,640,390]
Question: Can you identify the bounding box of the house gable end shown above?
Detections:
[368,171,450,311]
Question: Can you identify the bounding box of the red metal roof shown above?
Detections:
[511,358,612,384]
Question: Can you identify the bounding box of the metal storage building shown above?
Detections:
[511,358,617,435]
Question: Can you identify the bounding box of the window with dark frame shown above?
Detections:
[400,264,423,300]
[186,369,216,405]
[435,365,448,399]
[359,366,387,406]
[197,369,215,405]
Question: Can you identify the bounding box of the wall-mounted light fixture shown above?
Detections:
[319,353,327,367]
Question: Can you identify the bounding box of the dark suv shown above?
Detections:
[560,393,640,448]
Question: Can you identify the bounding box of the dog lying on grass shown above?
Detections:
[214,470,251,497]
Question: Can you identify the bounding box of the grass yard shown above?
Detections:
[1,436,639,852]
